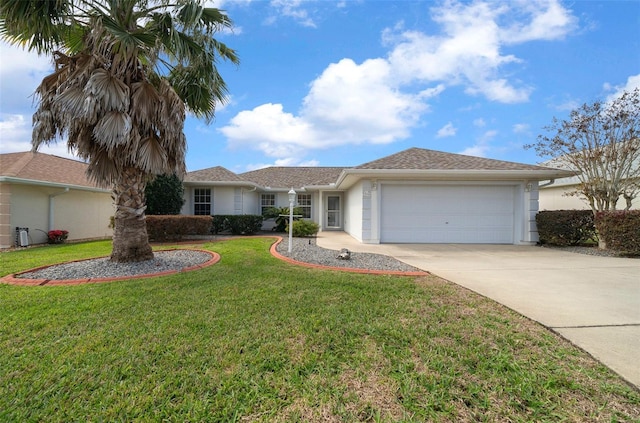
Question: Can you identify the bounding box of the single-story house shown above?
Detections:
[184,147,574,245]
[0,152,113,248]
[538,173,638,211]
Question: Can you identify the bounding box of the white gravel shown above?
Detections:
[17,250,213,280]
[14,237,421,281]
[275,237,422,272]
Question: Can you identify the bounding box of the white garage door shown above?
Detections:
[381,184,515,243]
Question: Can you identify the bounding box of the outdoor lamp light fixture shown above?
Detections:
[288,188,296,253]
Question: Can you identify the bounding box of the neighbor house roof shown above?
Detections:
[0,151,107,191]
[240,167,345,189]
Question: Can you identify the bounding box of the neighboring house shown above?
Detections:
[538,171,638,211]
[0,152,114,248]
[183,147,573,245]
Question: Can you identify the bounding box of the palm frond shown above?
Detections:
[130,81,161,132]
[138,134,168,174]
[0,0,72,53]
[53,87,87,119]
[93,111,133,153]
[86,148,120,186]
[85,68,130,112]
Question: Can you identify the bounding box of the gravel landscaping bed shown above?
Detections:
[275,237,422,272]
[13,236,635,281]
[16,250,213,280]
[540,244,638,258]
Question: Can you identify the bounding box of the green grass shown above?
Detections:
[1,238,639,422]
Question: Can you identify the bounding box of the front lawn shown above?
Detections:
[1,238,638,421]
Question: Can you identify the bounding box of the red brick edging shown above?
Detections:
[1,237,427,287]
[269,236,429,276]
[0,249,220,286]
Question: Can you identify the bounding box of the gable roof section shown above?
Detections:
[356,147,559,171]
[337,147,576,189]
[182,147,575,191]
[0,151,107,191]
[240,167,345,189]
[184,166,247,185]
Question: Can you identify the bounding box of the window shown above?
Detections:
[194,188,211,215]
[261,194,276,215]
[297,193,312,219]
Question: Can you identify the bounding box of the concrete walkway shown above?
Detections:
[316,231,640,389]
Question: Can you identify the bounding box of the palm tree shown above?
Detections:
[0,0,239,262]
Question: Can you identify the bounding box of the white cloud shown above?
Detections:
[605,74,640,103]
[220,0,579,163]
[385,0,576,104]
[499,0,578,43]
[513,123,530,134]
[459,130,498,157]
[245,157,319,171]
[473,118,486,127]
[220,58,428,163]
[436,122,457,138]
[267,0,316,28]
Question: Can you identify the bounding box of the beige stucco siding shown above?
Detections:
[2,183,112,247]
[0,183,13,248]
[539,184,637,211]
[53,190,113,241]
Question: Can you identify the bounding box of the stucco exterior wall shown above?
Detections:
[2,183,112,248]
[539,185,590,211]
[343,181,363,242]
[539,184,637,211]
[0,183,12,249]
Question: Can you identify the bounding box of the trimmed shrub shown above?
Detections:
[225,215,264,235]
[536,210,596,246]
[211,215,231,235]
[146,215,212,242]
[211,215,264,235]
[595,211,640,256]
[289,220,320,237]
[263,207,303,232]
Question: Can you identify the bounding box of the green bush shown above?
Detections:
[146,215,212,242]
[263,207,303,232]
[536,210,596,246]
[211,215,231,235]
[211,215,263,235]
[289,220,320,237]
[145,174,185,215]
[595,211,640,256]
[225,215,264,235]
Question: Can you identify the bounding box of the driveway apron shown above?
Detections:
[316,233,640,389]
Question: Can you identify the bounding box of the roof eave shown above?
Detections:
[0,176,110,193]
[335,169,577,189]
[183,180,260,188]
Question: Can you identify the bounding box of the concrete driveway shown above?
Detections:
[316,232,640,389]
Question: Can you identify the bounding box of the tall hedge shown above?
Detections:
[211,215,263,235]
[535,210,596,246]
[146,215,212,242]
[595,211,640,256]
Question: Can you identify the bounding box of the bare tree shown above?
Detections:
[528,88,640,213]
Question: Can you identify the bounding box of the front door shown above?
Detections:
[325,195,342,229]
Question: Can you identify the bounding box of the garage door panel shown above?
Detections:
[381,184,515,244]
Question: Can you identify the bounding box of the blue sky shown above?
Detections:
[1,0,639,173]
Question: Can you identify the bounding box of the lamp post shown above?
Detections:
[288,188,296,253]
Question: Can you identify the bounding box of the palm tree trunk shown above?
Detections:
[110,166,154,262]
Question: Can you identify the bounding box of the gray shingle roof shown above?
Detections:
[356,147,558,171]
[240,167,346,189]
[0,151,102,188]
[184,166,245,183]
